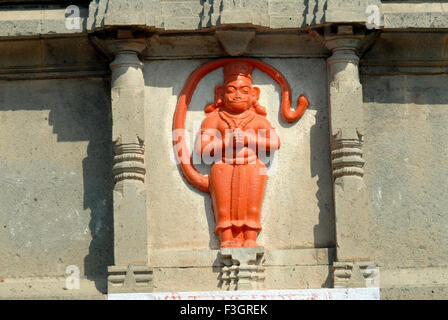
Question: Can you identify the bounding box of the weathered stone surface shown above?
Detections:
[382,286,448,300]
[88,0,327,31]
[0,4,89,37]
[382,2,448,29]
[0,78,113,281]
[0,277,106,300]
[2,0,448,39]
[148,248,334,267]
[325,0,382,23]
[363,74,448,269]
[151,264,332,292]
[144,32,329,60]
[0,36,109,80]
[360,32,448,76]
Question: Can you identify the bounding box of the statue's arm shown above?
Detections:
[247,118,280,151]
[195,114,222,156]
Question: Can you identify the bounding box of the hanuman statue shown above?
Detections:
[173,58,309,248]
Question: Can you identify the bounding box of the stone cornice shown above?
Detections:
[0,35,109,80]
[1,1,448,39]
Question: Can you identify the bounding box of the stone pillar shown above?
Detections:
[105,32,153,293]
[325,25,377,288]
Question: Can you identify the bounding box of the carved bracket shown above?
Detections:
[219,247,265,291]
[215,30,255,56]
[108,264,153,293]
[333,261,379,288]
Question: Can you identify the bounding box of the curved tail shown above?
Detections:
[172,58,309,193]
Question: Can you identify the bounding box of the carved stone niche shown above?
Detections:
[172,58,309,250]
[219,247,265,291]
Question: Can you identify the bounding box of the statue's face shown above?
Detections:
[223,76,254,113]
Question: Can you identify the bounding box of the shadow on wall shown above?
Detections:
[275,72,335,287]
[309,116,335,250]
[0,78,113,294]
[78,80,114,294]
[362,74,448,105]
[82,122,114,293]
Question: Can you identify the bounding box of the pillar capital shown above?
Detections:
[105,38,146,58]
[324,25,364,51]
[324,26,366,86]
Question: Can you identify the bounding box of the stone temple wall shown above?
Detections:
[0,1,447,299]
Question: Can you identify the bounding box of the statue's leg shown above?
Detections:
[220,227,233,247]
[242,229,258,247]
[210,163,239,247]
[242,160,267,247]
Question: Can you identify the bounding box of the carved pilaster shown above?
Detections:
[104,31,152,294]
[325,25,378,288]
[219,248,265,291]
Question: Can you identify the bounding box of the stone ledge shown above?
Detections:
[149,248,335,268]
[108,288,380,300]
[381,286,448,300]
[2,1,448,38]
[381,266,448,288]
[144,33,329,59]
[0,277,107,300]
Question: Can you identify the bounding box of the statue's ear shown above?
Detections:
[215,85,224,102]
[252,86,260,101]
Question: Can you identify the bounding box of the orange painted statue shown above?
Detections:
[173,58,309,248]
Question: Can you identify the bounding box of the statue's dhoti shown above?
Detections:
[209,159,267,234]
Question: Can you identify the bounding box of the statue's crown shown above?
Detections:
[224,61,254,83]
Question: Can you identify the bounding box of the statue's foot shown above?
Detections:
[221,240,241,248]
[242,239,258,247]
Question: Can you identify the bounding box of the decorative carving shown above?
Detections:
[112,143,146,183]
[219,247,265,291]
[333,261,379,288]
[173,58,309,248]
[108,264,153,293]
[330,132,365,180]
[215,30,255,56]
